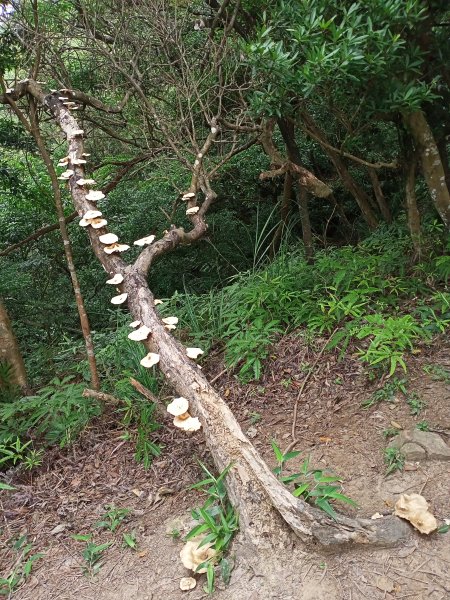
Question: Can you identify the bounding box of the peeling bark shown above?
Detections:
[0,80,413,551]
[403,110,450,228]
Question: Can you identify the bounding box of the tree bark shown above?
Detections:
[367,168,392,223]
[271,171,293,257]
[403,110,450,228]
[405,153,421,256]
[300,111,379,229]
[0,298,28,392]
[1,80,413,551]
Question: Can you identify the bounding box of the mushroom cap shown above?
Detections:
[162,316,178,326]
[111,293,128,305]
[140,352,160,368]
[179,577,197,591]
[71,158,87,165]
[104,243,130,254]
[186,347,204,359]
[134,235,156,246]
[186,207,200,215]
[86,190,105,201]
[167,397,189,417]
[58,169,74,179]
[129,320,141,328]
[77,178,96,186]
[182,192,196,200]
[154,299,163,306]
[128,325,151,341]
[90,218,107,229]
[180,536,217,573]
[394,493,437,534]
[165,324,177,331]
[72,129,84,136]
[83,210,102,220]
[106,273,124,285]
[173,416,201,432]
[99,233,119,244]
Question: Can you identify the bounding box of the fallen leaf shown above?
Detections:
[319,436,332,443]
[376,575,394,593]
[50,523,67,535]
[132,489,144,498]
[137,549,149,558]
[391,421,403,429]
[224,389,230,397]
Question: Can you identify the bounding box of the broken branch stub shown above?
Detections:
[9,80,412,551]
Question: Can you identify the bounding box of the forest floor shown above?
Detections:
[1,332,450,599]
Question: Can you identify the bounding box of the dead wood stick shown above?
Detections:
[82,388,121,405]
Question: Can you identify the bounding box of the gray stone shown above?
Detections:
[389,429,450,461]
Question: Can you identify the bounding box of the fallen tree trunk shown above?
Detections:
[1,80,412,550]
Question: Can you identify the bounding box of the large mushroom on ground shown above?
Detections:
[180,536,217,573]
[394,493,437,534]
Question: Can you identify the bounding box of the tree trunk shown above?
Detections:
[296,184,314,263]
[300,111,379,230]
[403,110,450,228]
[27,100,101,390]
[405,153,421,256]
[271,171,293,257]
[368,168,392,223]
[3,80,413,552]
[0,298,28,392]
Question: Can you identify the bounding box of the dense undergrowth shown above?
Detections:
[1,219,450,471]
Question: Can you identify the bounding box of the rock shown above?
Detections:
[246,426,258,439]
[388,430,450,461]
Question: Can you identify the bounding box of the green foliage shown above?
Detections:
[416,420,429,431]
[272,441,357,519]
[362,377,408,408]
[0,377,101,450]
[72,534,112,576]
[0,437,43,471]
[122,531,137,550]
[0,535,43,596]
[423,363,450,383]
[95,505,131,532]
[407,392,425,416]
[0,362,19,403]
[383,447,405,475]
[186,463,238,591]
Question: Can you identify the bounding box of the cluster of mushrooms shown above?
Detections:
[55,91,205,436]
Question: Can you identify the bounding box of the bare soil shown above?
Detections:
[1,333,450,599]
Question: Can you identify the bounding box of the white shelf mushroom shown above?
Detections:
[140,352,160,368]
[162,316,178,326]
[129,320,141,328]
[58,96,69,100]
[99,233,118,244]
[186,207,200,215]
[82,153,91,157]
[182,192,196,201]
[86,190,105,202]
[128,325,151,341]
[106,273,124,285]
[167,397,189,419]
[134,235,156,246]
[173,416,201,432]
[79,211,107,229]
[71,158,87,165]
[71,129,84,136]
[58,169,74,180]
[111,293,128,305]
[104,243,130,254]
[186,347,204,359]
[76,178,97,186]
[154,299,163,306]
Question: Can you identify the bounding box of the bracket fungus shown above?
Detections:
[104,243,130,254]
[79,210,107,229]
[86,190,106,202]
[71,129,84,136]
[186,206,200,215]
[182,192,196,201]
[76,178,96,186]
[106,273,124,285]
[110,293,128,305]
[186,348,204,359]
[394,493,437,534]
[167,397,189,418]
[173,416,201,432]
[134,235,156,246]
[180,536,217,573]
[140,352,160,368]
[99,233,119,245]
[128,325,151,341]
[71,158,87,165]
[162,316,178,326]
[129,320,141,328]
[154,299,163,306]
[58,169,74,180]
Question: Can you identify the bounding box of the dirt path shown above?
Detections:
[2,335,450,599]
